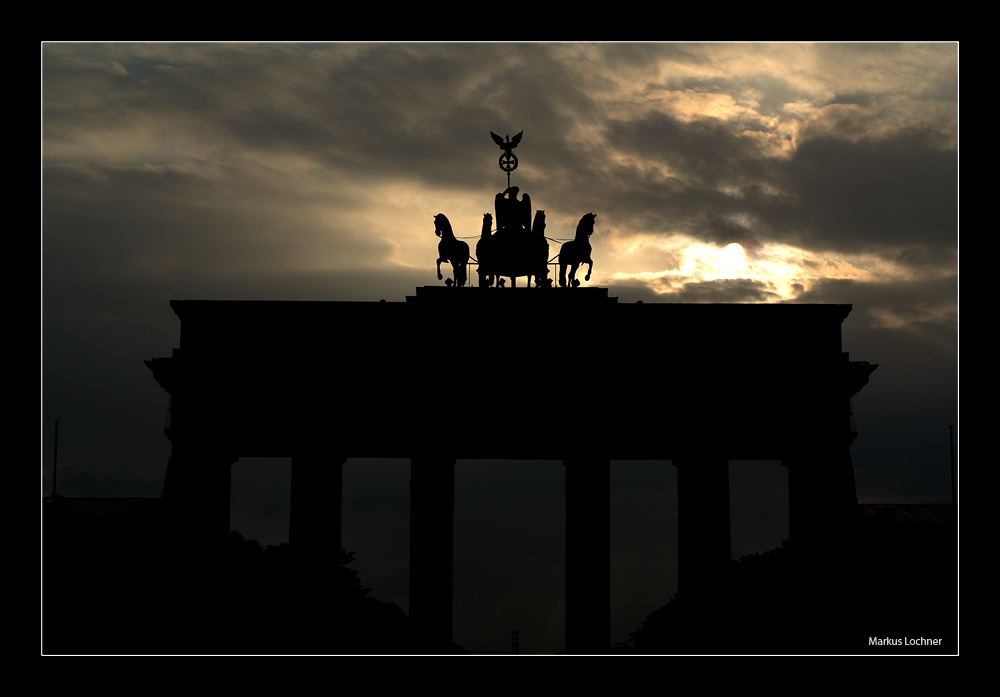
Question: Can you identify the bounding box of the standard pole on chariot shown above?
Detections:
[491,130,523,188]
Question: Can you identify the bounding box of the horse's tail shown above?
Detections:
[456,263,467,287]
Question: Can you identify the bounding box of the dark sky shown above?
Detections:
[42,43,958,653]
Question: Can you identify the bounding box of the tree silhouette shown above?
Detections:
[44,521,414,654]
[621,533,955,655]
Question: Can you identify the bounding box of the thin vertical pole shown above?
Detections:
[949,424,956,505]
[51,420,60,498]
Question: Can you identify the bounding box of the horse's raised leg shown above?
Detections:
[437,258,444,281]
[585,258,593,282]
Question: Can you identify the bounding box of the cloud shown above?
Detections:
[44,42,957,331]
[793,275,957,340]
[661,277,783,303]
[775,132,957,254]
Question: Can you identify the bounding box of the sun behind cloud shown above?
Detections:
[723,242,745,260]
[606,234,937,303]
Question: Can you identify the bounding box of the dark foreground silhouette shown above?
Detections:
[620,514,957,655]
[44,511,427,654]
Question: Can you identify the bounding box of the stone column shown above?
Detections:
[159,441,236,649]
[161,440,236,551]
[786,444,857,555]
[784,444,860,635]
[289,451,346,575]
[409,457,455,652]
[564,458,611,654]
[675,458,731,604]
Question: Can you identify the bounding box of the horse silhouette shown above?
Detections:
[529,209,552,287]
[559,213,596,288]
[476,213,496,287]
[435,214,470,287]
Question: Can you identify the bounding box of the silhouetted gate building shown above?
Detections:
[146,286,876,652]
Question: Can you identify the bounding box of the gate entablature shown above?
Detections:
[146,293,874,461]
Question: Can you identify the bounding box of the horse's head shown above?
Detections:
[576,213,596,239]
[434,214,451,238]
